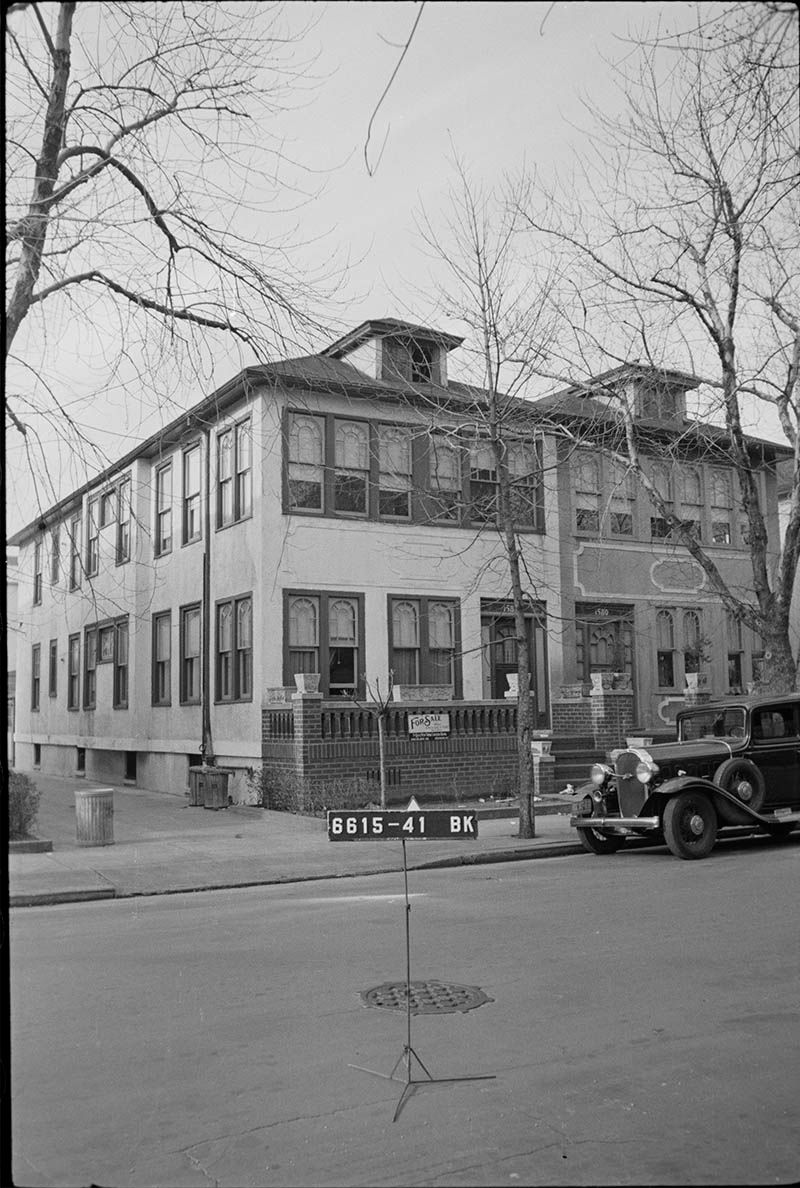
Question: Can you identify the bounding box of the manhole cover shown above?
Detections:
[361,980,493,1014]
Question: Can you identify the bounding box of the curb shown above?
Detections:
[9,838,54,853]
[9,840,585,908]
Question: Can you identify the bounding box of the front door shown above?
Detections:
[575,603,636,713]
[483,612,549,728]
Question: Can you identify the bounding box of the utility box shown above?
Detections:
[188,765,232,810]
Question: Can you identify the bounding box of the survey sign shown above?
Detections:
[327,809,479,841]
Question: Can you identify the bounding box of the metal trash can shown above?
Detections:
[75,787,114,846]
[188,765,232,810]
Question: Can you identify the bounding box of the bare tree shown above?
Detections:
[417,163,559,838]
[6,1,337,518]
[517,2,799,691]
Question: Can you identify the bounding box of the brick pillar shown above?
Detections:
[292,692,323,809]
[590,689,634,754]
[531,753,555,799]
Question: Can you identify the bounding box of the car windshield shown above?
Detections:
[678,707,747,742]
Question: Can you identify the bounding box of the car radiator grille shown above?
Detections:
[615,750,650,818]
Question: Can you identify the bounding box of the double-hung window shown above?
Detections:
[86,499,99,576]
[287,414,324,511]
[182,446,202,543]
[469,440,497,523]
[656,609,676,687]
[67,634,80,709]
[608,460,634,536]
[507,440,541,529]
[216,594,252,701]
[113,620,129,708]
[333,420,369,514]
[389,596,460,691]
[377,426,412,518]
[430,434,462,522]
[180,605,201,704]
[152,612,171,705]
[710,469,733,544]
[31,644,41,710]
[217,418,252,526]
[286,591,363,697]
[33,540,43,604]
[649,464,674,541]
[574,452,600,534]
[726,611,744,693]
[69,516,82,589]
[84,627,97,708]
[680,467,703,540]
[49,639,58,697]
[155,463,172,556]
[51,528,60,585]
[116,478,131,563]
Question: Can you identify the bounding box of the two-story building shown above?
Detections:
[9,319,789,800]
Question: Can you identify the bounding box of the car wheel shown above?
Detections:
[579,827,625,855]
[663,792,717,859]
[713,757,766,812]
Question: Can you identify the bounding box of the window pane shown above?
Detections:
[329,598,356,644]
[289,597,318,647]
[392,601,419,647]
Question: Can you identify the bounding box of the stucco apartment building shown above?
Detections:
[9,319,787,801]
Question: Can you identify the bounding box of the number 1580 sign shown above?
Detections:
[327,810,478,841]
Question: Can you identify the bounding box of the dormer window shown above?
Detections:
[382,336,439,385]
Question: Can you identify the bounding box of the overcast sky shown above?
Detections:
[6,1,733,535]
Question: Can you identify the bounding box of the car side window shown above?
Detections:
[754,706,798,742]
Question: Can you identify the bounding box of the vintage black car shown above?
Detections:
[570,694,800,859]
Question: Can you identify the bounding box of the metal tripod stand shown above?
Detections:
[349,837,495,1122]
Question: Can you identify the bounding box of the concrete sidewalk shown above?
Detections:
[8,773,585,907]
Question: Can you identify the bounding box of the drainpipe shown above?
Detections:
[201,425,214,765]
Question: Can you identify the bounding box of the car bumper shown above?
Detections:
[571,815,661,832]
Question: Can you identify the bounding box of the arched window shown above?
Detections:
[575,452,600,534]
[392,600,420,684]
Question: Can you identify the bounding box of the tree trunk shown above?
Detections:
[6,2,76,356]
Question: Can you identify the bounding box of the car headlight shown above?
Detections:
[636,758,659,783]
[590,762,612,787]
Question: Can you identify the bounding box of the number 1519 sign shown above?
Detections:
[327,809,478,841]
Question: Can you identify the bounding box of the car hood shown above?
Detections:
[626,739,741,766]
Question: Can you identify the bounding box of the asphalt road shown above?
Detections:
[10,837,800,1187]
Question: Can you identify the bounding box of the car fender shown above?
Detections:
[649,775,769,827]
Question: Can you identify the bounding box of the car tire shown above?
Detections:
[578,827,625,855]
[663,792,717,859]
[713,757,766,812]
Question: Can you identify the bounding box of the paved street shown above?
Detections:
[11,842,800,1187]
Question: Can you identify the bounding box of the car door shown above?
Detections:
[750,702,800,806]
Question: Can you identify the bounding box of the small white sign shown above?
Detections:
[408,712,451,737]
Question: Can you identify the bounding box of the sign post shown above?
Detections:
[327,798,495,1121]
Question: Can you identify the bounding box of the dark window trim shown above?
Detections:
[67,633,80,710]
[282,410,544,533]
[33,539,43,605]
[86,497,100,577]
[48,638,58,697]
[182,442,203,546]
[116,475,131,565]
[155,460,173,557]
[214,592,254,703]
[387,594,463,698]
[31,643,41,711]
[216,416,252,529]
[151,610,172,706]
[113,618,129,709]
[83,626,97,708]
[283,588,366,699]
[179,602,202,705]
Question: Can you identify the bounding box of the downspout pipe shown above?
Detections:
[201,424,214,765]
